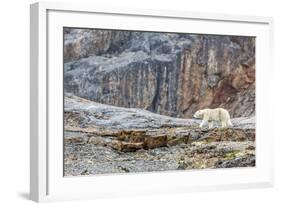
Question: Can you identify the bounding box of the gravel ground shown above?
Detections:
[64,131,255,176]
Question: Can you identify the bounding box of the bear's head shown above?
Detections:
[193,110,204,119]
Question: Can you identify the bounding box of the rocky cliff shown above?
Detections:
[64,28,255,118]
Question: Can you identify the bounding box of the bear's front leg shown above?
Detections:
[199,120,205,128]
[208,121,214,129]
[200,115,209,128]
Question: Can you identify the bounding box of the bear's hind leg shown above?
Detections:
[227,119,233,127]
[221,121,227,129]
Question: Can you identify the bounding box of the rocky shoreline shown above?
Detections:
[64,95,255,176]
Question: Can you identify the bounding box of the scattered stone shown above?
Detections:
[144,134,167,149]
[215,155,255,168]
[167,135,189,146]
[111,140,144,152]
[64,135,88,145]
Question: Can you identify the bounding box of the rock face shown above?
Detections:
[64,95,255,176]
[64,28,255,118]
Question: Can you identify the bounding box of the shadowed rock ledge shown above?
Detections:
[64,95,255,176]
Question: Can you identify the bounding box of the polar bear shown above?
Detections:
[193,108,233,129]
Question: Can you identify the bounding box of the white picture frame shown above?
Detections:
[30,1,274,202]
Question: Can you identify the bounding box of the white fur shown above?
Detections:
[193,108,233,129]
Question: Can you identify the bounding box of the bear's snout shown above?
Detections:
[193,113,199,118]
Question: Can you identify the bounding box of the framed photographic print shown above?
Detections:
[30,2,274,202]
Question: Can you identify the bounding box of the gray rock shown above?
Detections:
[215,155,255,168]
[64,94,201,130]
[63,95,255,176]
